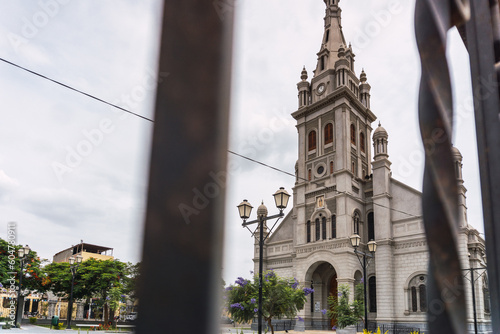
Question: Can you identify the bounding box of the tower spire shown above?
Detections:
[314,0,350,77]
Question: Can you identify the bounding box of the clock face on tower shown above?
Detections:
[317,83,326,95]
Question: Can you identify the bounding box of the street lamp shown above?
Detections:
[66,254,83,329]
[15,245,30,328]
[350,234,376,331]
[238,187,290,334]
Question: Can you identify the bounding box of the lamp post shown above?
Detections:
[15,245,30,328]
[237,187,290,334]
[462,266,487,334]
[350,234,376,331]
[66,254,83,329]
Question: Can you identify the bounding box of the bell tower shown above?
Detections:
[291,0,377,248]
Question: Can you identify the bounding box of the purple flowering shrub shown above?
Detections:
[224,270,308,334]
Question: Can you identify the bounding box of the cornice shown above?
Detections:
[292,86,376,123]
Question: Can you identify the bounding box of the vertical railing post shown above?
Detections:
[136,1,234,333]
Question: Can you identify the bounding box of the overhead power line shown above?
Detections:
[1,55,421,220]
[0,57,154,123]
[228,150,421,219]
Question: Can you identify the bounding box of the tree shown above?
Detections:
[0,239,46,294]
[43,258,126,323]
[327,283,364,329]
[121,262,140,306]
[225,270,309,334]
[79,259,126,323]
[42,262,88,299]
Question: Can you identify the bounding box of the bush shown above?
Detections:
[0,317,12,329]
[29,317,37,324]
[327,284,364,329]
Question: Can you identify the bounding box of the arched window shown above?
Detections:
[308,131,317,151]
[322,217,327,240]
[308,169,312,181]
[353,212,360,234]
[325,30,330,42]
[368,212,375,241]
[484,276,491,314]
[330,161,334,174]
[419,284,427,312]
[411,287,418,312]
[315,218,320,241]
[350,124,356,145]
[331,215,336,238]
[306,221,311,243]
[360,132,365,152]
[324,123,333,145]
[408,274,427,313]
[369,276,377,312]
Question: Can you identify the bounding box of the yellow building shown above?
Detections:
[52,242,114,263]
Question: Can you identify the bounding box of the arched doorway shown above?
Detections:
[304,261,337,330]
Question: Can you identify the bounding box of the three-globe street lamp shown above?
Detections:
[238,187,290,334]
[66,254,83,329]
[15,245,30,328]
[350,234,377,331]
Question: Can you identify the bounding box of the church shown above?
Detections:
[253,0,490,332]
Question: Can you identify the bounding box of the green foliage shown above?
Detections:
[122,262,140,302]
[29,317,37,324]
[0,317,12,329]
[225,271,307,334]
[327,284,364,329]
[0,238,47,294]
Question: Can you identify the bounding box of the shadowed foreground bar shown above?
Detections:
[136,1,234,333]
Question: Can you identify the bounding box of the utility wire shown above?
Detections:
[228,150,421,219]
[0,56,430,220]
[0,57,154,123]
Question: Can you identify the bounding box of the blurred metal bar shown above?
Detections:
[414,1,469,333]
[136,0,234,333]
[465,1,500,331]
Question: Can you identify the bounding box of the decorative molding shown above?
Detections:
[305,186,337,199]
[395,240,427,250]
[296,241,350,254]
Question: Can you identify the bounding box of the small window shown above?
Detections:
[419,285,427,312]
[315,218,320,241]
[308,131,317,151]
[360,132,365,152]
[322,217,327,240]
[325,30,330,43]
[350,124,356,145]
[324,123,333,145]
[369,277,377,312]
[306,221,311,243]
[411,287,418,312]
[308,169,312,181]
[331,215,336,238]
[330,161,334,174]
[320,57,325,71]
[368,212,375,241]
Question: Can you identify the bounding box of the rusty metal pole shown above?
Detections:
[136,1,234,333]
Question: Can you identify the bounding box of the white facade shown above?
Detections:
[253,1,490,332]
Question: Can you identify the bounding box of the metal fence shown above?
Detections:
[358,322,419,334]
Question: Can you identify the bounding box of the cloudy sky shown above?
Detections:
[0,1,483,285]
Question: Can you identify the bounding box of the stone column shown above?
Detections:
[76,302,85,320]
[48,300,57,318]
